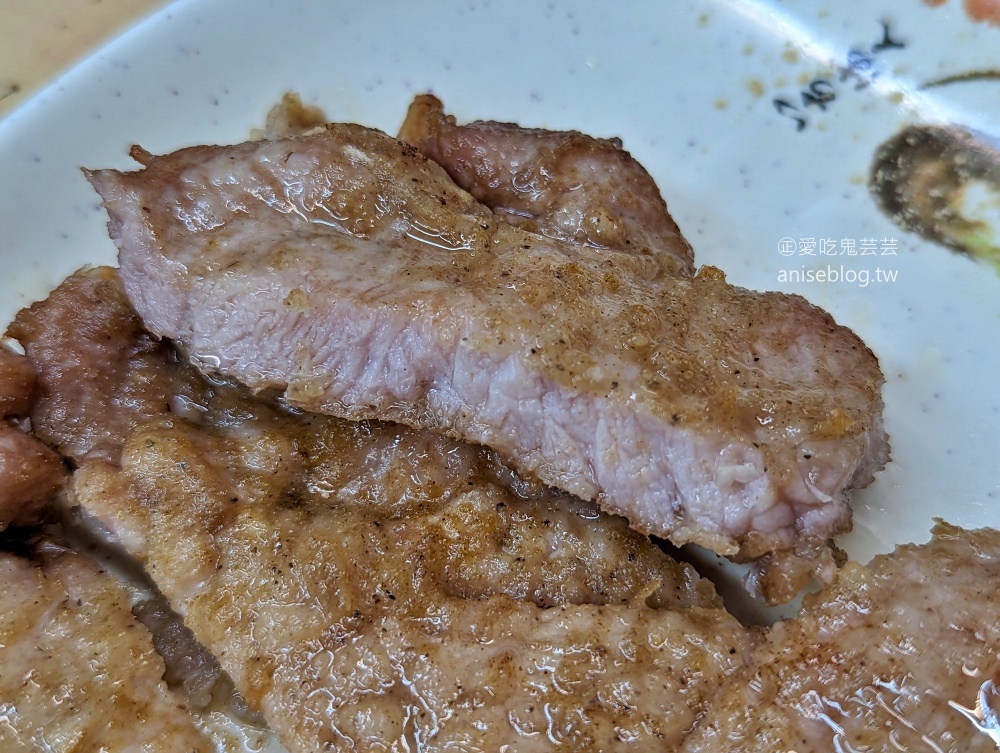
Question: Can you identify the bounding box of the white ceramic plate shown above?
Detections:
[2,0,999,605]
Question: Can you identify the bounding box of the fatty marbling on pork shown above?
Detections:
[86,107,888,600]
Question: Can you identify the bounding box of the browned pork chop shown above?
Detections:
[86,121,887,597]
[0,344,37,418]
[398,94,694,275]
[0,548,218,752]
[8,267,208,466]
[682,522,1000,752]
[0,424,65,530]
[0,342,65,531]
[20,267,752,752]
[75,435,751,753]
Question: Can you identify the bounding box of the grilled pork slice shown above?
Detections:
[20,267,751,751]
[75,437,751,752]
[682,522,1000,752]
[15,268,721,610]
[398,94,694,275]
[0,344,37,418]
[8,267,208,466]
[0,548,218,752]
[0,424,65,530]
[0,343,65,531]
[87,123,888,592]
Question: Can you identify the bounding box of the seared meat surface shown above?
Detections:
[398,94,694,275]
[0,343,64,532]
[88,120,887,595]
[8,267,206,466]
[11,266,998,751]
[21,267,752,752]
[682,522,1000,752]
[0,548,217,752]
[76,441,750,752]
[0,424,64,531]
[0,345,36,418]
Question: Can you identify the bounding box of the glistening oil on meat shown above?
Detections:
[1,94,997,752]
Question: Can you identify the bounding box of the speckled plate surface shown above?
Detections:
[1,0,999,606]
